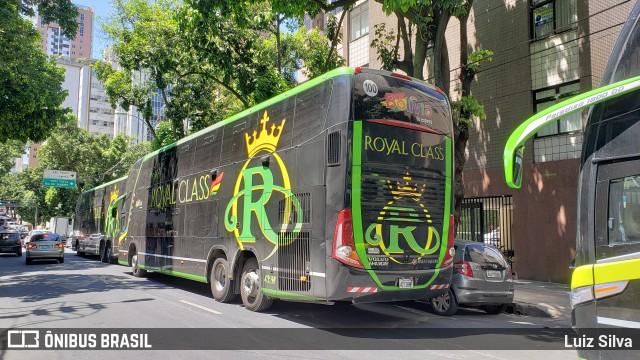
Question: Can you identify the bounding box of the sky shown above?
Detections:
[77,1,114,60]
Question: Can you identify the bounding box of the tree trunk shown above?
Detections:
[275,16,282,75]
[453,119,469,235]
[432,8,451,94]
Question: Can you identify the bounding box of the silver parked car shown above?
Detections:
[25,233,64,264]
[429,239,514,316]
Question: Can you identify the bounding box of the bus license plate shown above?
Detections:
[486,270,501,278]
[399,278,413,288]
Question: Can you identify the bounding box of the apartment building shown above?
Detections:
[36,4,94,59]
[322,0,633,282]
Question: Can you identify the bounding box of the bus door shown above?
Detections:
[593,158,640,343]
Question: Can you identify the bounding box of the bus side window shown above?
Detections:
[608,175,640,244]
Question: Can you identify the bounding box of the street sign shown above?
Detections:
[43,169,77,189]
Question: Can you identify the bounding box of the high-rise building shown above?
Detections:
[36,5,94,59]
[312,0,633,283]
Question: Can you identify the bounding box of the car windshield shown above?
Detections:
[464,243,507,266]
[32,234,60,242]
[0,233,19,240]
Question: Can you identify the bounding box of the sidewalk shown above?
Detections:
[508,279,571,325]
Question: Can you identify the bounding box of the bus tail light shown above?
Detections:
[453,261,474,277]
[332,209,364,269]
[442,215,455,267]
[391,72,412,81]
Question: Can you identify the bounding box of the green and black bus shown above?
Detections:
[504,3,640,358]
[98,67,454,311]
[73,176,128,263]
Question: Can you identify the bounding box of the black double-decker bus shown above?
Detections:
[84,67,455,312]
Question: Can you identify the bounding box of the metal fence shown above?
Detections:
[457,196,514,263]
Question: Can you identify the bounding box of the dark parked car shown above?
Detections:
[0,231,22,256]
[429,239,514,316]
[25,233,64,264]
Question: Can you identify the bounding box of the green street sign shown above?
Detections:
[42,178,76,188]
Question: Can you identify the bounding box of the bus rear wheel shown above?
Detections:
[132,252,147,278]
[210,258,237,303]
[240,258,272,312]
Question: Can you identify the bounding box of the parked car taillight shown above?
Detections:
[453,261,474,277]
[55,243,64,248]
[27,243,37,249]
[79,234,87,239]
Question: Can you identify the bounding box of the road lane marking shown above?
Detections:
[179,300,223,315]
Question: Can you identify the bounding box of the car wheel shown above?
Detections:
[210,258,237,303]
[59,257,64,264]
[481,304,508,315]
[132,253,147,278]
[240,258,272,312]
[26,257,32,265]
[16,249,22,257]
[429,288,458,316]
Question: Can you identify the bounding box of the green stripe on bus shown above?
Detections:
[571,264,594,290]
[262,288,324,301]
[139,264,208,283]
[503,75,640,188]
[143,67,356,162]
[593,257,640,285]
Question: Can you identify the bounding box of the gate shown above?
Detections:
[458,196,514,263]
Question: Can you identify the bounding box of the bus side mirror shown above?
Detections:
[512,146,524,188]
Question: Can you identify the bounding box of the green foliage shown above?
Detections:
[452,96,486,125]
[0,0,70,143]
[0,140,26,177]
[370,24,398,72]
[99,0,344,145]
[150,121,178,151]
[467,49,493,74]
[0,115,151,224]
[18,0,79,37]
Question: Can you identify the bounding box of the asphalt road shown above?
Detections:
[0,249,578,359]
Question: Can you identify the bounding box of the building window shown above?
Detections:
[531,0,577,40]
[350,2,369,41]
[534,81,582,137]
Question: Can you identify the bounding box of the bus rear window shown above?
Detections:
[354,72,452,135]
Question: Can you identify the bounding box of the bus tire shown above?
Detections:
[210,258,237,303]
[240,258,272,312]
[429,288,458,316]
[132,252,147,278]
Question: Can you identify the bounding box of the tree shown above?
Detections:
[280,0,493,230]
[96,0,345,144]
[0,115,151,225]
[0,0,73,143]
[0,140,26,177]
[17,0,79,37]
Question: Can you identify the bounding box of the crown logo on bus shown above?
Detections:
[110,186,120,203]
[388,173,426,199]
[245,111,285,157]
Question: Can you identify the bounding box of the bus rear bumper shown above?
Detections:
[327,264,453,303]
